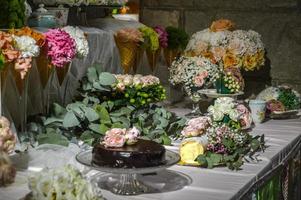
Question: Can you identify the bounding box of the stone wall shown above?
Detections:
[140,0,301,94]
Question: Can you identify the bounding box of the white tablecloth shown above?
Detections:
[1,111,300,200]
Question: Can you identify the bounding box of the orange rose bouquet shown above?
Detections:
[185,19,265,72]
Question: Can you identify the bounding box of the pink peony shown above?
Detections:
[154,26,168,48]
[44,29,76,67]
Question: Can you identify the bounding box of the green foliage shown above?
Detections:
[278,88,300,110]
[165,26,189,50]
[138,26,160,51]
[197,134,265,170]
[0,0,25,28]
[0,53,5,71]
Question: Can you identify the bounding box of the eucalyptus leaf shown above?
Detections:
[98,72,117,86]
[44,117,63,126]
[88,123,103,134]
[63,112,80,128]
[87,67,98,82]
[83,107,99,122]
[37,130,69,146]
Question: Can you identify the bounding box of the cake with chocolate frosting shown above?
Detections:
[92,127,166,168]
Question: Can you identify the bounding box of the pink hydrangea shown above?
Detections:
[44,29,76,67]
[154,26,168,48]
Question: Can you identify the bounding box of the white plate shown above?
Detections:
[198,89,244,98]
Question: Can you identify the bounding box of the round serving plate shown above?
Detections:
[199,89,244,98]
[76,149,180,195]
[269,110,299,119]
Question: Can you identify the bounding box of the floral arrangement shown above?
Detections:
[44,29,76,67]
[138,26,159,52]
[154,26,168,48]
[185,19,265,71]
[169,56,219,101]
[13,35,40,79]
[257,86,300,113]
[62,26,89,58]
[28,165,104,200]
[0,31,20,65]
[9,27,45,47]
[103,127,140,147]
[114,74,166,107]
[216,68,245,94]
[208,97,253,129]
[165,26,189,50]
[81,68,166,108]
[115,28,144,43]
[179,98,264,170]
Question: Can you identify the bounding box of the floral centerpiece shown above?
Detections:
[207,97,253,129]
[28,165,104,200]
[169,56,219,101]
[179,98,264,170]
[138,26,160,72]
[44,29,76,68]
[257,86,300,117]
[114,28,144,73]
[185,19,265,94]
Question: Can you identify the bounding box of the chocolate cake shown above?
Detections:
[92,139,166,168]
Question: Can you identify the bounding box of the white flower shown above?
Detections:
[122,75,133,85]
[29,165,103,200]
[228,109,239,121]
[126,126,140,144]
[13,35,40,58]
[63,26,89,58]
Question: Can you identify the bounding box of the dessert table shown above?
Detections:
[1,110,300,200]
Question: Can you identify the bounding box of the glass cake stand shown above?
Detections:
[76,149,180,195]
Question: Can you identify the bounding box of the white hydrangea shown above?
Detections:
[13,35,40,58]
[63,26,89,58]
[29,165,103,200]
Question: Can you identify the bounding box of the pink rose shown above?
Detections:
[194,71,208,87]
[14,57,32,79]
[103,128,126,148]
[236,104,252,129]
[126,127,140,145]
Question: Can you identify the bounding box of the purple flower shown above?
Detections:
[154,26,168,48]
